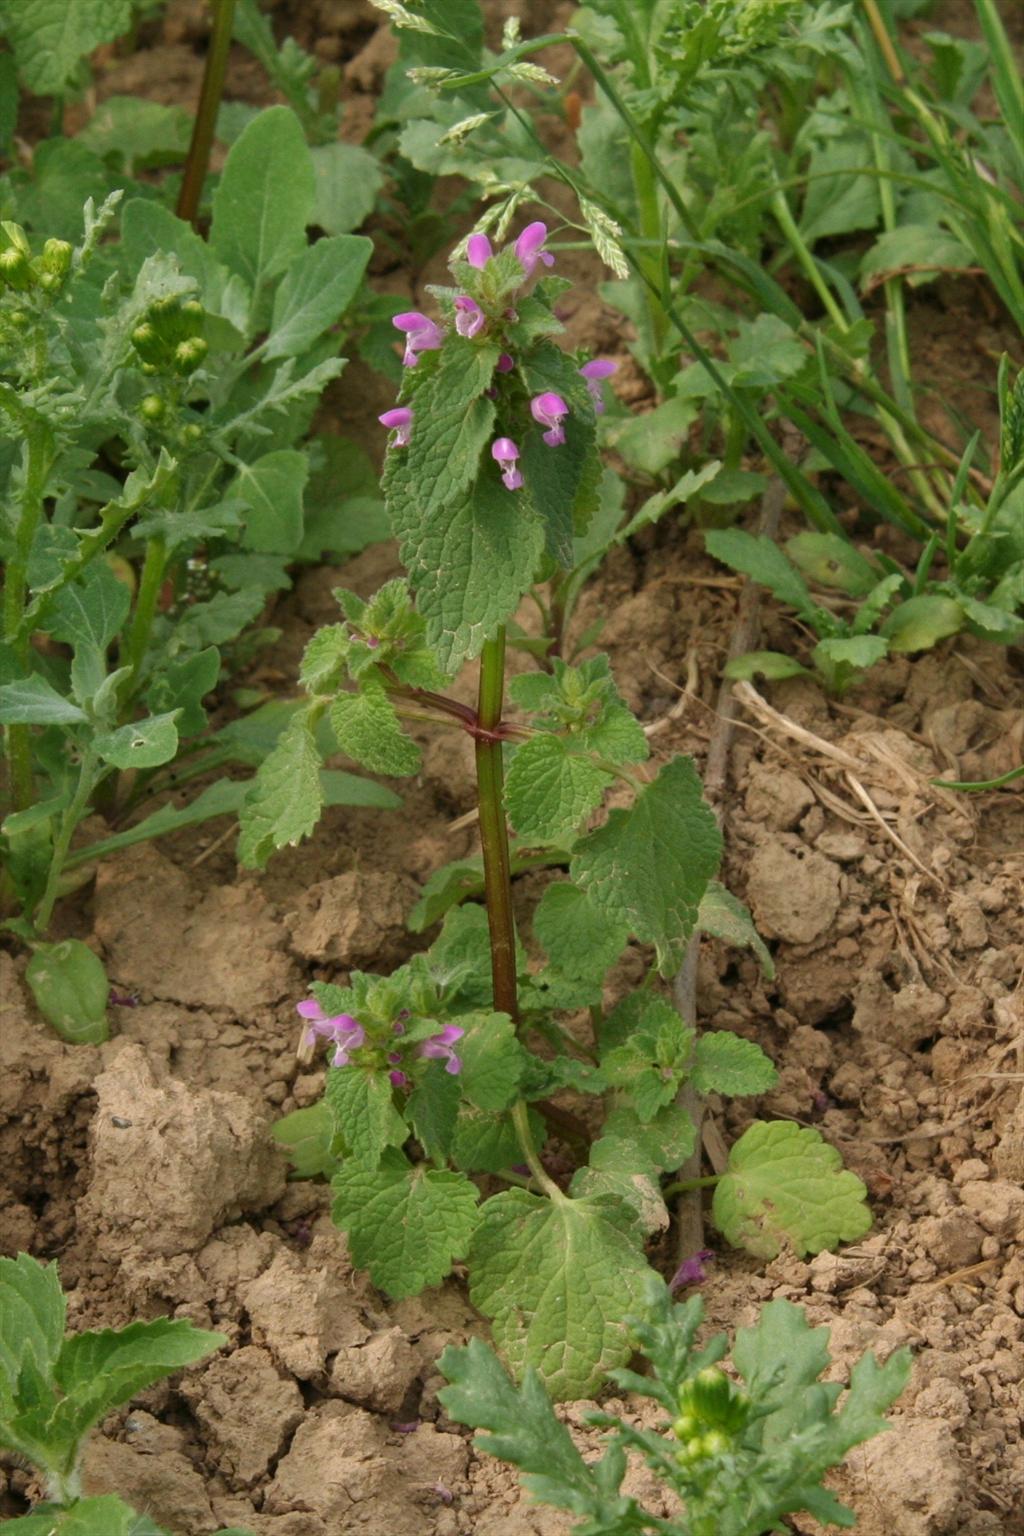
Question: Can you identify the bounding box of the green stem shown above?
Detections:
[770,189,849,334]
[661,1174,721,1201]
[475,629,518,1020]
[1,409,54,813]
[121,536,167,709]
[474,630,564,1203]
[176,0,238,226]
[34,751,102,933]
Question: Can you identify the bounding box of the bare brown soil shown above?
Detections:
[2,1,1023,1533]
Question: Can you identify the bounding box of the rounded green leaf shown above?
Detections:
[713,1121,871,1258]
[26,941,109,1044]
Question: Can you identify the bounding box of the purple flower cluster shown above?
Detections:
[296,999,464,1082]
[377,220,617,487]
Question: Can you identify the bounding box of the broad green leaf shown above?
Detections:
[237,707,322,868]
[452,1105,545,1174]
[406,1063,461,1165]
[51,1318,224,1449]
[713,1121,872,1258]
[324,1068,406,1164]
[49,563,131,655]
[144,647,220,737]
[210,106,314,292]
[310,142,384,235]
[468,1189,652,1399]
[25,941,109,1044]
[692,1032,777,1096]
[811,635,888,690]
[265,234,372,360]
[505,735,610,843]
[394,467,545,675]
[572,756,722,974]
[272,1102,340,1180]
[438,1339,596,1504]
[457,1012,526,1112]
[0,0,132,94]
[0,1495,170,1536]
[602,1103,696,1172]
[0,676,86,725]
[785,532,879,596]
[800,133,880,244]
[533,881,628,984]
[0,1253,66,1397]
[93,711,180,771]
[570,1138,668,1236]
[331,1151,479,1298]
[705,529,816,620]
[329,680,421,776]
[77,96,192,171]
[724,650,809,683]
[881,594,964,652]
[697,881,775,978]
[237,449,309,555]
[606,394,696,477]
[859,224,976,290]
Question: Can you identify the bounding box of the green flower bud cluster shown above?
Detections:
[130,295,208,378]
[671,1367,751,1467]
[0,223,73,298]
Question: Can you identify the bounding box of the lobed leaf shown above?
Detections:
[713,1121,872,1258]
[505,735,611,843]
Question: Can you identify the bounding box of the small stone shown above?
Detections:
[958,1179,1024,1240]
[952,1158,989,1186]
[329,1327,421,1414]
[916,1212,984,1270]
[838,1417,963,1536]
[746,837,841,944]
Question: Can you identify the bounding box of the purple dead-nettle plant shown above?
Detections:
[263,211,871,1402]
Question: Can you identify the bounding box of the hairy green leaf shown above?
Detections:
[697,881,775,978]
[468,1189,652,1399]
[237,449,309,554]
[237,707,322,867]
[265,235,371,360]
[329,680,421,776]
[505,735,610,843]
[572,756,722,973]
[533,881,628,983]
[692,1031,777,1096]
[210,106,314,292]
[331,1151,479,1297]
[0,0,132,94]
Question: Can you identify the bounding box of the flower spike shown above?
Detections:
[530,391,569,446]
[392,311,443,367]
[491,436,523,490]
[378,406,413,445]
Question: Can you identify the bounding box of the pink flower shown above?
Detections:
[491,436,523,491]
[378,406,413,445]
[579,358,616,414]
[418,1024,465,1075]
[514,221,555,276]
[466,233,493,268]
[530,391,568,446]
[454,296,485,338]
[392,311,443,367]
[296,999,365,1068]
